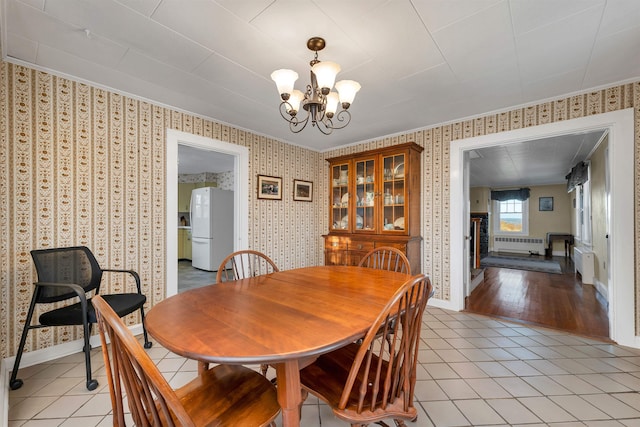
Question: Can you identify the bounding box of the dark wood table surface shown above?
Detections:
[146,265,411,427]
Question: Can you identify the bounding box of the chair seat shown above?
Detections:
[301,343,390,409]
[174,364,280,426]
[39,293,146,326]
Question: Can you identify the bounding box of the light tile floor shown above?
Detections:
[7,307,640,426]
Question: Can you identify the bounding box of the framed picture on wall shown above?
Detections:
[257,175,282,200]
[293,179,313,202]
[539,196,554,211]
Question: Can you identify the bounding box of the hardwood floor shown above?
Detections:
[466,254,611,341]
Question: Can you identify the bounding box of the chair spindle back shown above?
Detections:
[358,246,411,275]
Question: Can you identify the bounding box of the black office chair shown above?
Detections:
[10,246,152,391]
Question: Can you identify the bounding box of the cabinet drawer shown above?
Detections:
[325,237,348,250]
[348,250,369,266]
[349,241,374,252]
[325,250,349,266]
[376,242,407,252]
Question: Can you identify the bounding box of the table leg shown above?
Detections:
[275,360,302,427]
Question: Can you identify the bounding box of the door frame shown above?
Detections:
[449,108,636,348]
[166,129,249,297]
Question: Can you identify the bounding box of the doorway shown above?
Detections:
[450,109,636,348]
[166,129,249,297]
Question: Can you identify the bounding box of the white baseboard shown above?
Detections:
[3,324,143,371]
[469,270,485,294]
[2,323,144,427]
[593,278,609,302]
[427,297,459,311]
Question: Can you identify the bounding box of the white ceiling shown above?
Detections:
[468,129,606,188]
[2,0,638,185]
[178,144,234,174]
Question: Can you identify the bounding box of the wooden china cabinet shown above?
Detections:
[323,142,423,273]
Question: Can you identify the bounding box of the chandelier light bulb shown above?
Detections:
[287,90,305,116]
[270,69,298,100]
[311,61,340,94]
[325,92,340,118]
[335,80,361,108]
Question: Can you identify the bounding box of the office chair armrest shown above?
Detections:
[101,269,143,294]
[34,281,90,308]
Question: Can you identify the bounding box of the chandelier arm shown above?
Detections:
[314,119,334,135]
[277,101,295,122]
[289,114,310,133]
[326,109,352,130]
[277,101,310,133]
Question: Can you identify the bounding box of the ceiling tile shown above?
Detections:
[42,0,212,71]
[521,68,584,101]
[515,5,603,83]
[6,32,38,63]
[510,0,604,36]
[249,1,370,71]
[583,26,640,88]
[597,0,640,38]
[117,50,216,100]
[14,0,43,9]
[337,0,445,80]
[432,1,517,80]
[150,0,298,78]
[8,0,127,67]
[395,63,464,101]
[192,52,275,104]
[214,0,275,22]
[116,0,162,17]
[414,0,503,33]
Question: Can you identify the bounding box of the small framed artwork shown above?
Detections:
[293,179,313,202]
[539,196,554,211]
[257,175,282,200]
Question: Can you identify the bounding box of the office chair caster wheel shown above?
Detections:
[86,379,99,391]
[144,341,153,349]
[10,379,23,390]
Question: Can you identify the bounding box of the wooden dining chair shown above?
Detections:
[216,249,279,283]
[215,249,279,377]
[299,274,432,427]
[93,295,280,427]
[358,246,411,274]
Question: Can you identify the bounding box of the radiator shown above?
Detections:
[493,236,545,255]
[573,247,594,285]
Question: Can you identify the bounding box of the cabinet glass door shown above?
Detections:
[382,153,405,231]
[330,163,350,231]
[354,157,376,232]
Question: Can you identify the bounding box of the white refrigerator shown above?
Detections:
[190,187,234,271]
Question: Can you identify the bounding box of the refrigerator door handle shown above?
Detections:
[189,192,193,229]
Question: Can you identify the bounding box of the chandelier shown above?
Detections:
[270,37,361,135]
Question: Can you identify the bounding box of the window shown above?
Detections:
[575,180,592,245]
[493,198,529,235]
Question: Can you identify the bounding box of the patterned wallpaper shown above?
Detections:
[0,60,638,359]
[0,62,322,358]
[177,171,234,190]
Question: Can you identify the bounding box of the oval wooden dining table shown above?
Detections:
[146,265,412,427]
